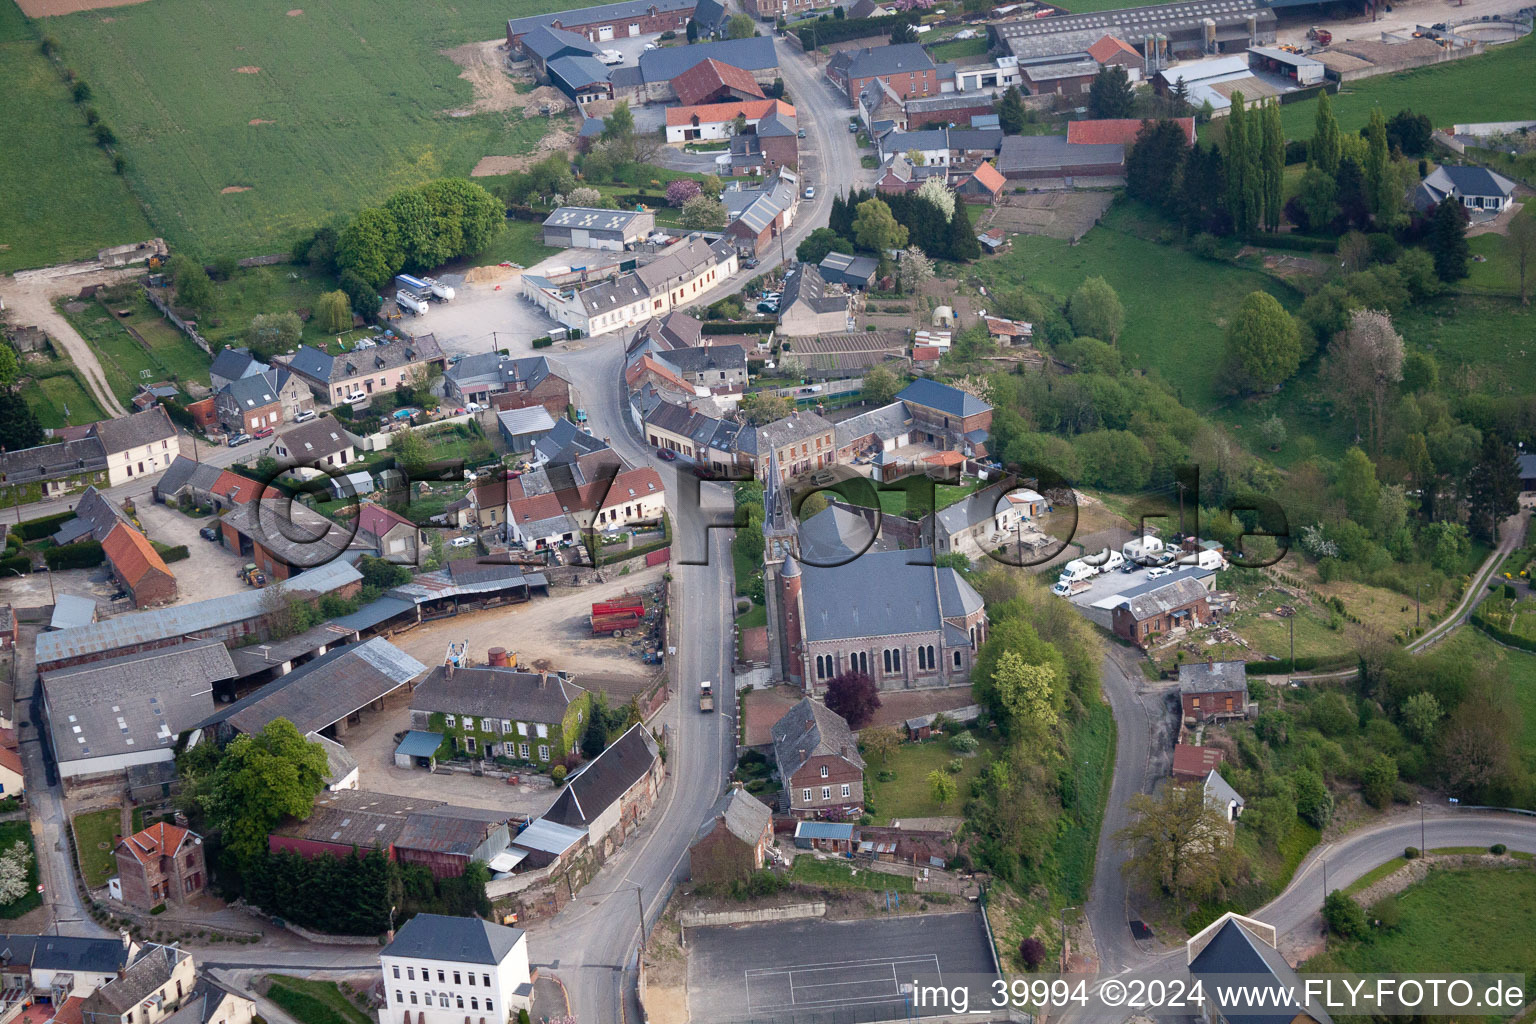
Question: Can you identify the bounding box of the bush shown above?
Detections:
[1404,846,1420,859]
[949,732,978,753]
[1369,894,1401,932]
[551,765,567,784]
[44,540,104,570]
[1019,937,1046,971]
[0,556,31,576]
[149,904,166,916]
[15,511,74,541]
[1491,843,1507,855]
[531,337,554,349]
[1323,890,1367,939]
[153,543,190,563]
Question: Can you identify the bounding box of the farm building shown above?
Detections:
[507,0,696,50]
[542,207,655,251]
[989,0,1275,61]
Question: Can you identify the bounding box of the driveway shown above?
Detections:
[132,500,251,603]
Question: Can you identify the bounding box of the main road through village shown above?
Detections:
[13,34,1536,1024]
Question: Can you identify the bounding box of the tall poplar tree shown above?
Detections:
[1363,106,1394,224]
[1311,89,1342,175]
[1226,92,1259,235]
[1261,100,1284,232]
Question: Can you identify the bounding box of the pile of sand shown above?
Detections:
[234,66,260,73]
[221,186,251,193]
[464,265,519,284]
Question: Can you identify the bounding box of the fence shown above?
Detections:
[144,288,211,355]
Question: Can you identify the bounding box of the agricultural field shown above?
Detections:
[1278,34,1536,140]
[41,0,574,260]
[972,203,1299,413]
[0,1,153,273]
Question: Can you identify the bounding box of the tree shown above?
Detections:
[1428,198,1470,282]
[1293,767,1333,828]
[198,719,330,865]
[824,670,881,728]
[1067,276,1124,345]
[1223,290,1301,392]
[1506,211,1536,305]
[862,364,900,405]
[1336,446,1382,525]
[897,246,934,293]
[316,290,352,333]
[1310,89,1342,175]
[0,841,32,905]
[686,18,699,41]
[738,390,792,424]
[0,345,18,389]
[0,391,45,452]
[927,769,957,807]
[171,255,214,311]
[946,199,980,262]
[1116,784,1235,901]
[1019,937,1046,971]
[337,206,404,290]
[1439,689,1516,799]
[567,185,605,208]
[1224,92,1260,235]
[1295,167,1338,233]
[338,270,382,318]
[996,86,1027,135]
[915,176,956,219]
[1360,753,1397,808]
[602,100,636,145]
[973,618,1067,735]
[1465,432,1520,545]
[727,13,756,37]
[1088,65,1134,118]
[1385,109,1432,156]
[1323,890,1367,939]
[796,227,853,265]
[889,20,917,43]
[1258,414,1287,451]
[680,195,726,230]
[1363,106,1395,224]
[665,178,702,207]
[1261,100,1284,232]
[1400,691,1441,743]
[852,197,907,253]
[389,425,431,475]
[1335,157,1370,230]
[1126,119,1190,210]
[991,649,1058,732]
[860,726,901,766]
[245,312,302,356]
[1328,309,1404,452]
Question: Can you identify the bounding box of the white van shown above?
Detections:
[1058,559,1098,584]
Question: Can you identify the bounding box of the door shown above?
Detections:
[629,22,640,35]
[597,24,614,39]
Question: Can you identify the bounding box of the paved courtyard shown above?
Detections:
[686,911,997,1023]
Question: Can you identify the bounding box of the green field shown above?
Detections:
[0,1,153,273]
[864,732,994,823]
[1315,868,1536,983]
[472,219,562,269]
[1278,34,1536,140]
[71,807,122,889]
[42,0,573,259]
[788,856,915,892]
[1439,628,1536,776]
[973,203,1298,413]
[23,346,110,429]
[58,294,211,400]
[264,977,375,1024]
[926,36,989,61]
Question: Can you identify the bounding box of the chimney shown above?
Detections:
[444,660,454,679]
[120,929,132,951]
[840,744,849,759]
[539,673,550,689]
[488,647,509,668]
[1206,655,1213,667]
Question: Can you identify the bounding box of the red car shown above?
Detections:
[656,448,677,461]
[252,427,275,439]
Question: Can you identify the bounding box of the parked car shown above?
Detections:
[227,433,252,447]
[199,526,219,541]
[1146,566,1173,580]
[293,409,316,423]
[797,127,806,139]
[449,537,476,548]
[252,427,275,439]
[691,464,716,479]
[804,186,816,199]
[848,121,859,133]
[744,256,759,269]
[345,390,366,403]
[656,448,678,461]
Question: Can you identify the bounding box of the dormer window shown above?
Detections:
[820,765,829,778]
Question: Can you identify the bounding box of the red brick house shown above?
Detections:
[827,44,938,105]
[771,698,865,819]
[894,378,992,451]
[102,523,177,608]
[1172,743,1224,781]
[1112,576,1211,646]
[689,787,773,885]
[1179,659,1249,722]
[113,822,205,909]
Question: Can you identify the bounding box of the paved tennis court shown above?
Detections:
[687,911,996,1023]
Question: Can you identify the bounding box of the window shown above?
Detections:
[470,999,479,1011]
[409,994,418,1006]
[482,976,490,988]
[439,996,449,1008]
[954,650,962,668]
[519,742,529,758]
[516,722,528,736]
[821,786,831,800]
[501,720,512,734]
[395,994,403,1006]
[485,1001,493,1015]
[408,968,416,981]
[438,971,445,983]
[480,718,493,732]
[446,714,456,728]
[454,973,462,986]
[1191,697,1200,709]
[456,997,464,1010]
[465,736,477,754]
[468,974,476,987]
[538,745,550,761]
[802,788,812,802]
[819,765,828,778]
[535,723,548,738]
[841,784,851,798]
[393,967,401,979]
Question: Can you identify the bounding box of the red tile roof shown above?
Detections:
[968,160,1006,194]
[53,996,85,1024]
[923,450,966,467]
[117,821,193,867]
[670,58,766,107]
[1087,34,1141,64]
[626,354,693,394]
[1171,743,1223,778]
[0,746,21,777]
[665,98,793,127]
[357,502,415,539]
[101,523,173,589]
[912,345,941,361]
[1067,117,1196,147]
[212,470,261,505]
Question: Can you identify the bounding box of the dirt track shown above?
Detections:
[0,266,135,417]
[13,0,146,16]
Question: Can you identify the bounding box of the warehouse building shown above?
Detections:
[989,0,1276,62]
[542,207,656,251]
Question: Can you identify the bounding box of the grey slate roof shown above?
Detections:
[383,913,526,966]
[829,43,936,80]
[288,335,443,385]
[997,134,1124,175]
[531,417,610,465]
[55,485,129,544]
[1188,916,1333,1024]
[86,945,189,1014]
[0,436,109,486]
[934,482,1010,537]
[550,55,614,91]
[90,406,176,456]
[818,252,878,288]
[1417,164,1518,212]
[543,207,648,234]
[544,722,659,828]
[1113,566,1212,601]
[276,415,354,462]
[411,666,586,725]
[691,0,729,33]
[799,548,981,642]
[797,504,879,565]
[992,0,1274,56]
[1118,576,1209,620]
[782,264,847,316]
[221,370,279,412]
[896,379,990,419]
[1203,768,1245,812]
[154,455,223,501]
[1178,659,1248,695]
[42,638,232,761]
[660,344,747,375]
[507,0,694,37]
[209,346,264,383]
[205,637,427,736]
[521,24,603,62]
[834,401,913,450]
[771,698,865,783]
[638,36,777,82]
[693,787,772,846]
[753,409,834,454]
[0,933,133,974]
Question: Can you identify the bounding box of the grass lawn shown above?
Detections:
[26,358,109,429]
[736,602,767,629]
[972,202,1298,413]
[926,37,988,60]
[1437,628,1536,776]
[193,264,381,353]
[864,732,994,824]
[0,2,154,273]
[0,822,40,919]
[788,856,914,892]
[58,295,211,402]
[1313,868,1536,983]
[472,219,561,269]
[41,0,575,259]
[827,475,982,520]
[72,807,121,889]
[264,977,375,1024]
[1278,34,1536,141]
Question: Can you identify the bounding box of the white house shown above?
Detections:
[1414,164,1518,215]
[91,407,178,487]
[380,914,533,1023]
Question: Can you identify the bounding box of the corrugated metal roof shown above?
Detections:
[793,821,855,840]
[512,817,586,855]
